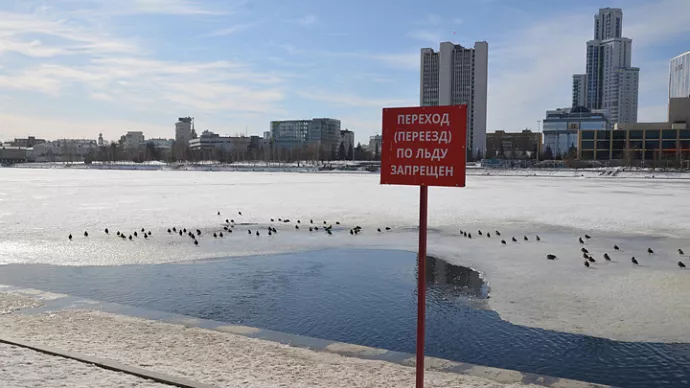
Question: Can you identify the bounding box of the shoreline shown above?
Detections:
[0,285,608,388]
[5,162,690,179]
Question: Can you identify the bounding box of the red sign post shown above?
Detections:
[380,105,467,388]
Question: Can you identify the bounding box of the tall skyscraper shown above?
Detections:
[576,8,639,125]
[420,41,488,160]
[669,51,690,99]
[572,74,588,107]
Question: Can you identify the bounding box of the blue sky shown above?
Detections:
[0,0,688,144]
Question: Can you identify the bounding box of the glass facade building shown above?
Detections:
[578,127,690,162]
[542,107,608,157]
[270,118,341,152]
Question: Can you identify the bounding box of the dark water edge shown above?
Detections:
[0,249,688,388]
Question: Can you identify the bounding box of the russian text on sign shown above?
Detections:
[397,113,451,126]
[414,148,448,161]
[390,165,454,178]
[394,131,452,144]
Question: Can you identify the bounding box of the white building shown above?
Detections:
[572,74,587,107]
[175,117,194,144]
[669,51,690,99]
[31,139,99,162]
[420,41,489,160]
[339,129,354,159]
[579,8,639,125]
[189,130,251,156]
[368,134,382,153]
[121,131,145,150]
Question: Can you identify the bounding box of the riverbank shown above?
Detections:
[0,287,606,388]
[6,161,690,179]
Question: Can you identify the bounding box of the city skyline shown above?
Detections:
[0,0,688,144]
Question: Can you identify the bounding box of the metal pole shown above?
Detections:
[416,185,428,388]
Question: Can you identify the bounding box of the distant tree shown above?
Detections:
[145,142,161,161]
[543,145,554,160]
[347,145,354,161]
[330,144,338,161]
[354,143,368,160]
[566,143,577,160]
[497,143,506,159]
[476,148,483,161]
[110,143,119,161]
[374,144,380,161]
[338,142,346,160]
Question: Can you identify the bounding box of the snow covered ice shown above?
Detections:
[0,168,689,343]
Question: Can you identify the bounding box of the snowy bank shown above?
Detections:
[0,292,554,388]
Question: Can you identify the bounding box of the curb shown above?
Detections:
[0,336,218,388]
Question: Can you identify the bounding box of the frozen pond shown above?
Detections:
[0,249,688,387]
[1,168,689,345]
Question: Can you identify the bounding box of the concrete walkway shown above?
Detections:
[0,342,172,388]
[0,288,607,388]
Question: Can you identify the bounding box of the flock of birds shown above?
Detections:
[459,228,687,269]
[66,211,687,270]
[66,210,396,247]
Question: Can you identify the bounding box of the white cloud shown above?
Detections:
[61,0,228,16]
[414,14,442,26]
[0,112,169,141]
[625,0,690,48]
[340,116,384,143]
[453,18,463,25]
[407,29,442,45]
[296,90,414,109]
[0,10,141,57]
[293,14,318,27]
[0,2,288,141]
[205,22,256,37]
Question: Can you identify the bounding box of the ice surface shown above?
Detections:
[0,168,689,342]
[0,305,543,388]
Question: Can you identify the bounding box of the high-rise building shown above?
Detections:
[577,8,638,125]
[669,51,690,99]
[593,7,623,40]
[572,74,588,107]
[420,41,489,160]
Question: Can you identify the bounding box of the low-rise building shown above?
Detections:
[486,130,542,159]
[0,146,30,163]
[31,139,99,162]
[147,138,174,150]
[189,130,255,160]
[8,136,45,148]
[120,131,145,150]
[578,97,690,165]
